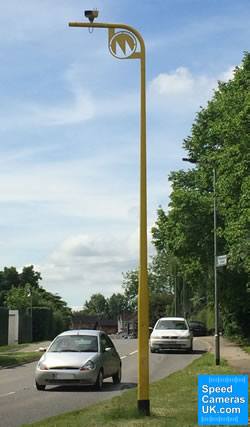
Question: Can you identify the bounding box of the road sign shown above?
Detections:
[216,255,227,267]
[109,31,137,59]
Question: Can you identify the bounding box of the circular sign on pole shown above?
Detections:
[109,31,137,59]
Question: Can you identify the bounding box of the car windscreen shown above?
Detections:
[155,320,188,330]
[48,335,98,352]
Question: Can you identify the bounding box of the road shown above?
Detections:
[0,338,207,427]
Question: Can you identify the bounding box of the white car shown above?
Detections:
[150,317,193,353]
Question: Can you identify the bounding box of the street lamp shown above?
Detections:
[212,167,220,365]
[27,287,33,341]
[69,12,149,415]
[182,157,220,365]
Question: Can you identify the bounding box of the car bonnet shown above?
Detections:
[41,351,98,369]
[152,329,190,337]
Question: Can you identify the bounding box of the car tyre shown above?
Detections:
[186,343,193,354]
[112,366,121,384]
[150,347,157,353]
[95,369,104,391]
[36,382,46,391]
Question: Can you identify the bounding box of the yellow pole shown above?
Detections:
[69,21,149,415]
[137,33,149,416]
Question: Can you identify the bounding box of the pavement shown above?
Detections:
[0,342,51,354]
[15,341,52,352]
[196,335,250,379]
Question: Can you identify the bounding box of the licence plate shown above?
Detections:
[52,373,75,380]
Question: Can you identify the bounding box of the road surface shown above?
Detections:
[0,338,207,426]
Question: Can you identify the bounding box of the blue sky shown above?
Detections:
[1,0,249,310]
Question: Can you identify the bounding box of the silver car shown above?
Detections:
[150,317,193,353]
[35,330,121,391]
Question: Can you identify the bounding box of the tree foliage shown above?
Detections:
[82,292,133,319]
[83,293,110,318]
[151,52,250,338]
[1,265,72,331]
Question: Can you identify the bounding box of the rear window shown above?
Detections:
[155,320,188,330]
[190,322,204,327]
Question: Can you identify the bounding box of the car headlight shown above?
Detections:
[179,335,190,339]
[38,361,49,370]
[80,360,95,371]
[150,335,158,339]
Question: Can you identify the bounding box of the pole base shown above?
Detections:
[214,334,220,365]
[138,399,150,416]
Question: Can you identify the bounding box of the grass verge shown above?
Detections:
[0,343,28,352]
[23,353,249,427]
[243,346,250,354]
[0,351,40,367]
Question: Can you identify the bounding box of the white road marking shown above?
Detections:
[121,350,138,359]
[0,392,15,398]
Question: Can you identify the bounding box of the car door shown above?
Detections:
[100,334,119,378]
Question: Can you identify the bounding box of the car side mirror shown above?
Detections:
[39,347,47,352]
[105,347,112,352]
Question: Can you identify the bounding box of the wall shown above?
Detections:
[8,310,19,345]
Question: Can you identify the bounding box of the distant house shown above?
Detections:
[117,312,137,336]
[96,319,117,334]
[71,314,117,334]
[71,314,98,330]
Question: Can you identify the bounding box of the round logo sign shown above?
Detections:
[109,31,137,59]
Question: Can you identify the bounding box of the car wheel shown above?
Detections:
[36,382,46,391]
[95,369,104,391]
[186,343,193,354]
[112,366,121,384]
[150,348,157,353]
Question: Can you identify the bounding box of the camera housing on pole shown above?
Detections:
[84,10,99,23]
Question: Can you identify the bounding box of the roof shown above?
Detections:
[157,317,187,321]
[98,319,117,326]
[72,314,99,323]
[59,329,103,336]
[122,312,137,322]
[72,315,117,326]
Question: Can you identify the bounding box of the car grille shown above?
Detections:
[49,366,79,370]
[46,379,81,384]
[161,336,178,339]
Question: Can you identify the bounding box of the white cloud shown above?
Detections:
[148,65,235,114]
[34,231,141,306]
[219,66,235,82]
[149,67,195,95]
[32,225,157,308]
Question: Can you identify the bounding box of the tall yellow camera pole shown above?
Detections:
[69,13,149,416]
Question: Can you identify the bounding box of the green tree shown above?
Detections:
[19,265,42,289]
[121,258,174,325]
[4,283,39,314]
[1,264,72,333]
[122,269,139,309]
[83,293,110,318]
[107,293,129,319]
[0,265,42,306]
[0,267,20,306]
[151,52,250,338]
